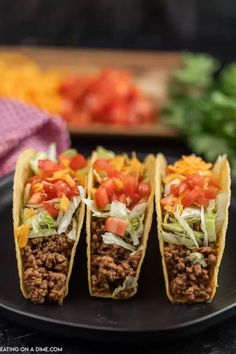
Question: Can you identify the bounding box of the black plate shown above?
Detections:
[0,155,236,343]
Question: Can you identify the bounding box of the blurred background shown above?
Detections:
[0,0,234,62]
[1,0,236,175]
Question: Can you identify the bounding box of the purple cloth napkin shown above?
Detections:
[0,99,70,176]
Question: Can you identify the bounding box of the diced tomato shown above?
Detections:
[186,173,204,189]
[182,191,194,207]
[95,186,109,210]
[28,192,47,205]
[138,183,150,198]
[69,154,86,171]
[203,188,217,200]
[108,169,123,178]
[130,192,141,205]
[208,175,220,189]
[94,159,111,173]
[182,186,209,208]
[59,76,81,99]
[123,175,138,198]
[170,184,179,197]
[105,217,128,237]
[93,159,122,178]
[101,178,116,198]
[42,181,58,200]
[110,193,118,202]
[43,202,59,218]
[195,193,208,208]
[67,185,80,198]
[28,176,42,185]
[178,182,188,194]
[38,160,61,178]
[54,180,71,198]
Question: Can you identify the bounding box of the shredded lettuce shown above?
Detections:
[29,152,47,174]
[162,231,181,246]
[82,198,110,218]
[216,192,228,233]
[47,143,57,162]
[127,215,144,246]
[67,218,77,240]
[164,179,180,197]
[95,146,115,159]
[200,206,208,247]
[29,229,57,238]
[162,230,200,249]
[181,207,201,219]
[62,149,77,157]
[113,276,137,297]
[56,209,64,226]
[205,200,216,242]
[93,169,103,184]
[174,208,199,248]
[23,183,31,205]
[81,185,147,246]
[26,202,43,208]
[28,211,57,237]
[101,232,136,251]
[187,252,207,268]
[129,203,147,219]
[29,143,58,174]
[58,196,81,234]
[110,201,127,219]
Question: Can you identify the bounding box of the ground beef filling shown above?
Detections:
[21,234,74,304]
[164,243,217,301]
[91,219,142,297]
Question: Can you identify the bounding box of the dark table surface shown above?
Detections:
[1,136,235,353]
[1,316,236,353]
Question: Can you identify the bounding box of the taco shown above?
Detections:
[13,144,88,304]
[155,154,231,303]
[84,147,154,299]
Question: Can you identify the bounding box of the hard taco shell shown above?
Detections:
[86,152,155,299]
[155,153,231,303]
[13,148,85,303]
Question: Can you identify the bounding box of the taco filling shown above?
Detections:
[85,147,154,299]
[160,155,227,302]
[15,145,87,304]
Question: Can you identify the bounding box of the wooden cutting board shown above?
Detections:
[0,46,181,137]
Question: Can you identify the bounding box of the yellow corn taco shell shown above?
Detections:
[155,153,231,303]
[13,149,85,304]
[86,151,155,299]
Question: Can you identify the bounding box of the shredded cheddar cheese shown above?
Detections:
[114,178,123,191]
[166,155,212,176]
[162,155,214,213]
[34,183,44,193]
[0,55,65,114]
[24,208,37,219]
[16,224,30,248]
[110,155,126,171]
[127,156,144,174]
[60,194,70,212]
[64,174,76,188]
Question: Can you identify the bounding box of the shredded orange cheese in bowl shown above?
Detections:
[0,54,65,114]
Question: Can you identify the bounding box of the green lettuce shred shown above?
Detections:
[187,252,207,268]
[96,146,115,159]
[113,276,137,297]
